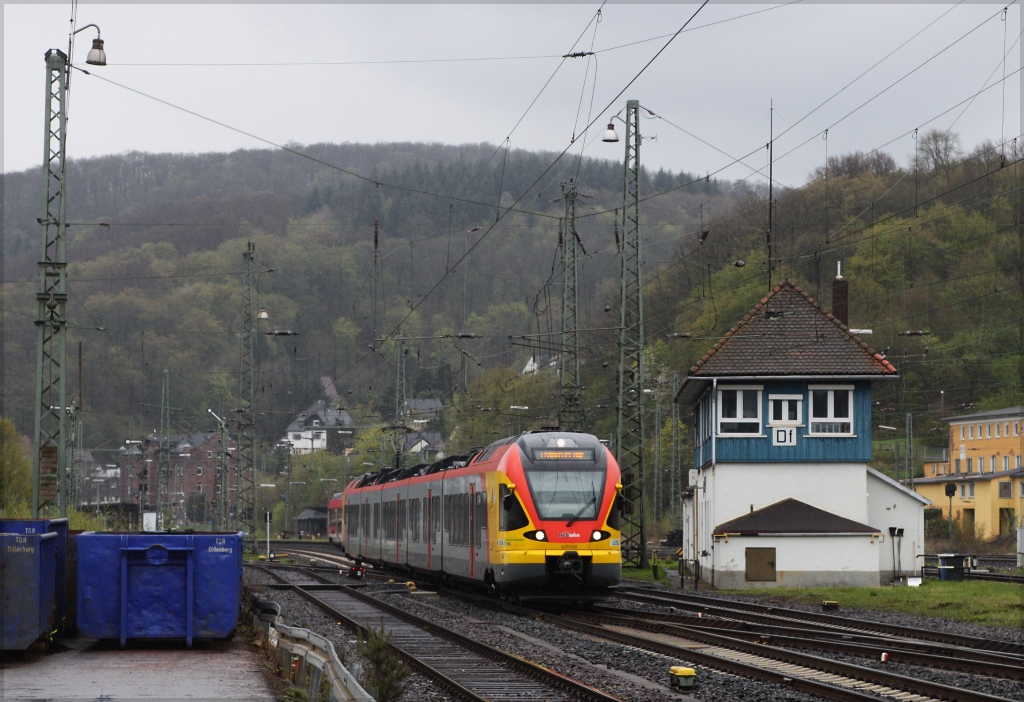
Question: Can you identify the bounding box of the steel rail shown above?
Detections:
[248,564,622,702]
[618,586,1024,654]
[598,605,1024,673]
[559,610,1018,702]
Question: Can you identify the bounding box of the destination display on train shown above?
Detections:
[533,449,594,461]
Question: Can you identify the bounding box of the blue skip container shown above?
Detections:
[77,532,243,646]
[1,518,69,635]
[1,532,58,650]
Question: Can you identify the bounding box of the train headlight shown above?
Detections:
[535,530,546,541]
[590,530,610,542]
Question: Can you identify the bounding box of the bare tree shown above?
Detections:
[916,129,962,178]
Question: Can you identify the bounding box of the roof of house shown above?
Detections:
[944,406,1024,423]
[914,468,1024,485]
[294,507,327,522]
[866,466,932,505]
[714,498,879,535]
[405,430,445,453]
[286,399,354,432]
[678,280,896,404]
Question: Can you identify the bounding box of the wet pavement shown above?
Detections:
[0,636,276,700]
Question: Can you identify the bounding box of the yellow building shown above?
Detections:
[915,406,1024,539]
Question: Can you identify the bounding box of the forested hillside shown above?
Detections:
[2,134,1020,468]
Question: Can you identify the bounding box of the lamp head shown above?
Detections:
[601,122,619,143]
[86,38,106,66]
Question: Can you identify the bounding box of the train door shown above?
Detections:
[395,494,402,563]
[363,497,369,556]
[426,488,433,570]
[469,483,475,578]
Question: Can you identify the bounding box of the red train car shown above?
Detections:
[327,431,621,600]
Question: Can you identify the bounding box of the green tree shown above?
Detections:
[357,622,409,702]
[0,416,31,513]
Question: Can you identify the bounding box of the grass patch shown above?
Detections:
[623,559,678,585]
[717,581,1024,628]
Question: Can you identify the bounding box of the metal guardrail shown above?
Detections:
[248,595,374,702]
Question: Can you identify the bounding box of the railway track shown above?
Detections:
[598,605,1022,678]
[264,548,1023,700]
[247,563,623,702]
[556,608,1021,702]
[617,586,1024,655]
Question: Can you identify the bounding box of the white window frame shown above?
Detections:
[767,394,804,427]
[197,484,203,493]
[995,423,1001,438]
[986,423,991,439]
[959,425,965,441]
[969,424,974,440]
[968,482,975,498]
[966,457,973,473]
[1014,421,1019,437]
[716,386,763,436]
[1020,482,1024,498]
[807,385,855,436]
[959,483,966,498]
[1003,455,1010,471]
[196,466,203,476]
[1017,454,1022,469]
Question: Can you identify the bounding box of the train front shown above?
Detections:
[491,432,621,600]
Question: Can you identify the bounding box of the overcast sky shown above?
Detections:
[3,2,1021,187]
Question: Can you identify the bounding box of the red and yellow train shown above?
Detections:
[327,431,622,600]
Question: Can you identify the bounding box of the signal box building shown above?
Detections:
[676,279,929,588]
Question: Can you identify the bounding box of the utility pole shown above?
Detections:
[615,99,648,568]
[558,181,584,431]
[32,49,72,518]
[158,369,171,528]
[653,401,662,523]
[32,26,106,518]
[208,409,228,530]
[671,376,682,529]
[905,413,914,489]
[393,338,407,471]
[237,242,257,546]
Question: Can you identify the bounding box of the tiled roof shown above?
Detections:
[689,280,897,377]
[714,498,879,535]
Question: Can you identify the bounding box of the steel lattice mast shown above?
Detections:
[237,243,257,548]
[158,369,171,527]
[32,50,71,517]
[615,100,647,567]
[558,181,584,431]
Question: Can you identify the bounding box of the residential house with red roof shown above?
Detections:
[675,277,929,588]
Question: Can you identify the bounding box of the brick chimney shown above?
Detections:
[832,262,849,327]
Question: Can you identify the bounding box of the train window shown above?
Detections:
[373,503,380,538]
[499,485,530,531]
[523,468,604,522]
[475,492,487,548]
[431,495,440,543]
[607,494,621,530]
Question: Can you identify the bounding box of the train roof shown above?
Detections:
[345,430,606,490]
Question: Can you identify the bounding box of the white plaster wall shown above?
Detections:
[712,534,880,589]
[708,462,870,530]
[866,469,929,578]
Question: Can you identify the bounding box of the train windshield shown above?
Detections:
[523,466,604,523]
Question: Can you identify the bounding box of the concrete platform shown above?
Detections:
[0,636,276,700]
